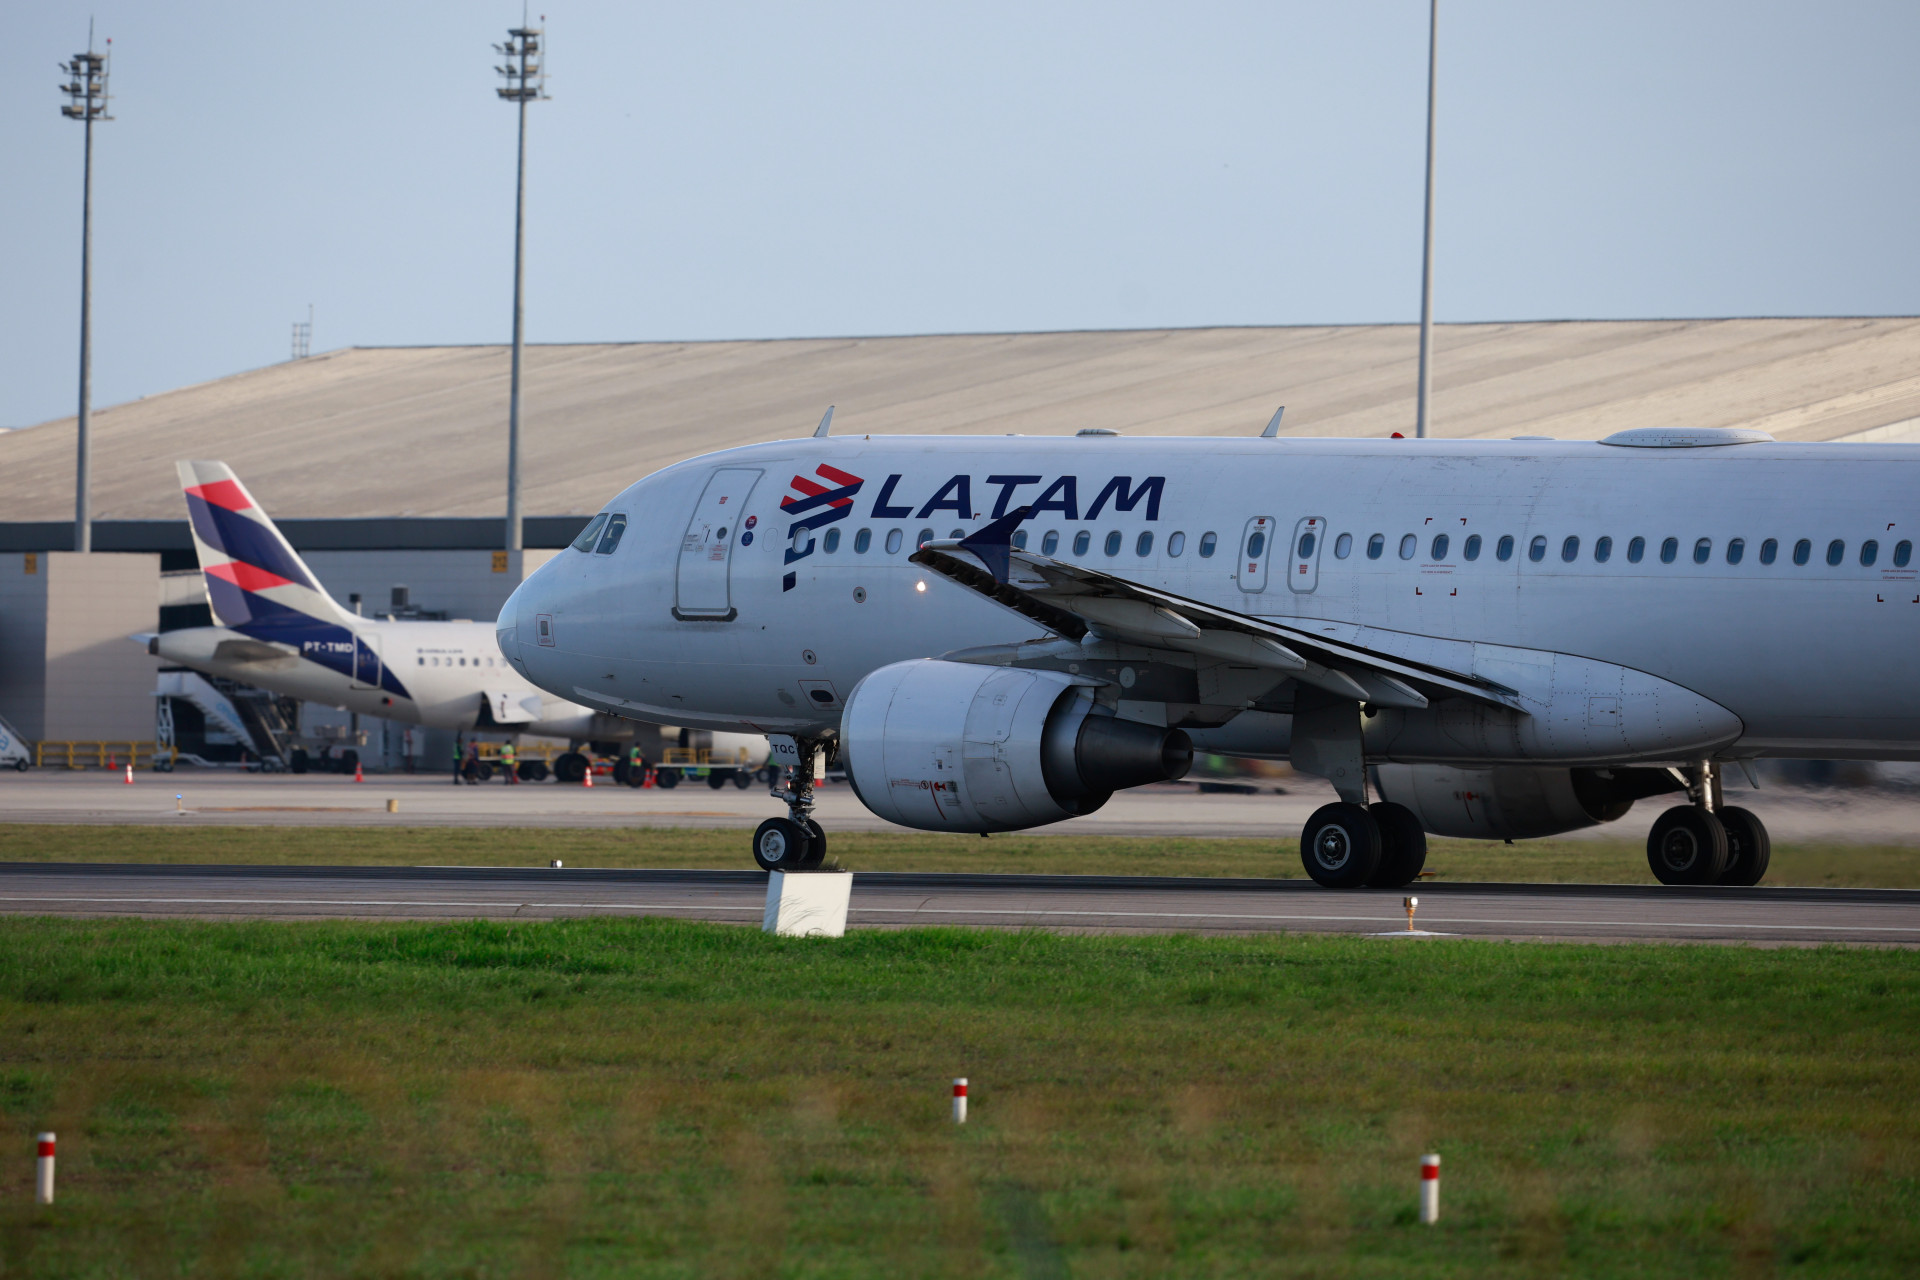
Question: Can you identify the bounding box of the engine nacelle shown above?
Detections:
[842,659,1193,833]
[1372,763,1681,840]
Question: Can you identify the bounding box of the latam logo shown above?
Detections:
[780,470,1167,591]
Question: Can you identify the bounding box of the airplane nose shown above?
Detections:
[498,578,534,666]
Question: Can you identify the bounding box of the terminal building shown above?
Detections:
[2,316,1918,770]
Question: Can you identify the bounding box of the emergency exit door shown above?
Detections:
[1287,516,1326,594]
[674,468,762,621]
[1236,516,1275,593]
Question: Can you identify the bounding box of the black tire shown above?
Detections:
[613,758,631,785]
[476,762,494,783]
[799,818,828,870]
[14,759,30,772]
[289,748,309,775]
[1366,801,1428,887]
[1716,806,1771,886]
[732,769,754,790]
[627,765,648,789]
[656,768,680,789]
[1299,802,1383,888]
[707,770,729,790]
[553,752,586,784]
[340,750,359,775]
[1647,805,1729,885]
[753,817,814,871]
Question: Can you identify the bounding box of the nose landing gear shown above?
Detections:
[1646,760,1771,886]
[752,736,831,872]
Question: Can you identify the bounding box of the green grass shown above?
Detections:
[0,917,1915,1276]
[3,824,1920,887]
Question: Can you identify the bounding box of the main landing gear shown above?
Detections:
[1299,800,1428,889]
[752,737,831,872]
[1646,760,1770,886]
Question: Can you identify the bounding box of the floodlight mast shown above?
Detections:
[496,20,547,556]
[60,31,112,553]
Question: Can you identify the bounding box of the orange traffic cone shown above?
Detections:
[123,763,134,784]
[643,767,655,789]
[354,761,364,783]
[583,763,594,788]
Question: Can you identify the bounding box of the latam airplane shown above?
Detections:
[496,425,1920,886]
[149,461,744,780]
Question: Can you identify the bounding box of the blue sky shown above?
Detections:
[5,1,1917,429]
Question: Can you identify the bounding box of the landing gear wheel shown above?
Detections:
[1365,802,1428,887]
[798,818,828,870]
[1299,802,1383,888]
[753,817,814,872]
[553,752,588,784]
[1715,806,1771,886]
[1646,805,1729,885]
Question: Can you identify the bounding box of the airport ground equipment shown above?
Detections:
[33,740,171,771]
[0,715,29,772]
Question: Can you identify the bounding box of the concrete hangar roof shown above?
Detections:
[3,316,1920,522]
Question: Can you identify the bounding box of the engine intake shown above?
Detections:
[842,659,1191,833]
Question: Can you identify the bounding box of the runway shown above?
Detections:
[2,863,1915,945]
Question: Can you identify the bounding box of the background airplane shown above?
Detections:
[150,461,765,782]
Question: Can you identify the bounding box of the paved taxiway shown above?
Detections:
[2,863,1913,945]
[6,771,1919,844]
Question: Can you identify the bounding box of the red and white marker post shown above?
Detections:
[952,1078,968,1124]
[1419,1153,1440,1223]
[123,763,133,784]
[36,1133,55,1205]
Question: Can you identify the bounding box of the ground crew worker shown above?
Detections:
[628,742,645,788]
[500,739,518,785]
[451,735,463,785]
[462,742,481,785]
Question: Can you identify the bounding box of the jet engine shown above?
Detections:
[840,659,1193,833]
[1371,763,1683,840]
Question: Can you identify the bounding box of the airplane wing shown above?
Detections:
[910,508,1525,713]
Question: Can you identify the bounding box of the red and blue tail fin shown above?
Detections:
[177,461,354,632]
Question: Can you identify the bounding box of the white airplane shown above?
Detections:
[496,424,1920,886]
[150,461,765,781]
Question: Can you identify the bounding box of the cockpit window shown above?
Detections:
[595,513,628,555]
[571,513,609,552]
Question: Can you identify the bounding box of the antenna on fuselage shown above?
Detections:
[813,405,835,438]
[1260,405,1286,437]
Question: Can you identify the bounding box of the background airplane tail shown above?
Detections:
[177,461,355,633]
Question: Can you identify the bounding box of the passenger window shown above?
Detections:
[1104,531,1122,556]
[1594,536,1612,563]
[1042,530,1060,555]
[1431,533,1448,560]
[1334,533,1353,559]
[1561,536,1579,563]
[822,527,841,554]
[1367,534,1385,560]
[417,656,424,665]
[1199,532,1218,558]
[595,513,628,555]
[1168,531,1186,557]
[1464,533,1482,561]
[1792,538,1811,566]
[1692,538,1710,565]
[1011,530,1028,551]
[885,529,904,554]
[1398,534,1417,560]
[1528,536,1547,563]
[1497,535,1514,561]
[1896,540,1913,568]
[1073,531,1092,556]
[1759,538,1777,565]
[1136,531,1153,556]
[1827,539,1846,566]
[1726,538,1744,565]
[1861,540,1879,566]
[853,528,872,554]
[1298,532,1316,558]
[1659,538,1678,564]
[571,513,609,552]
[1627,536,1645,563]
[1247,531,1267,559]
[917,528,935,548]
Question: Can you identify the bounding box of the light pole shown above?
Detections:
[496,20,547,557]
[1414,0,1437,439]
[60,31,112,552]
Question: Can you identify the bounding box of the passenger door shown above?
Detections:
[1236,516,1275,593]
[1287,516,1326,594]
[350,632,382,690]
[675,469,762,621]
